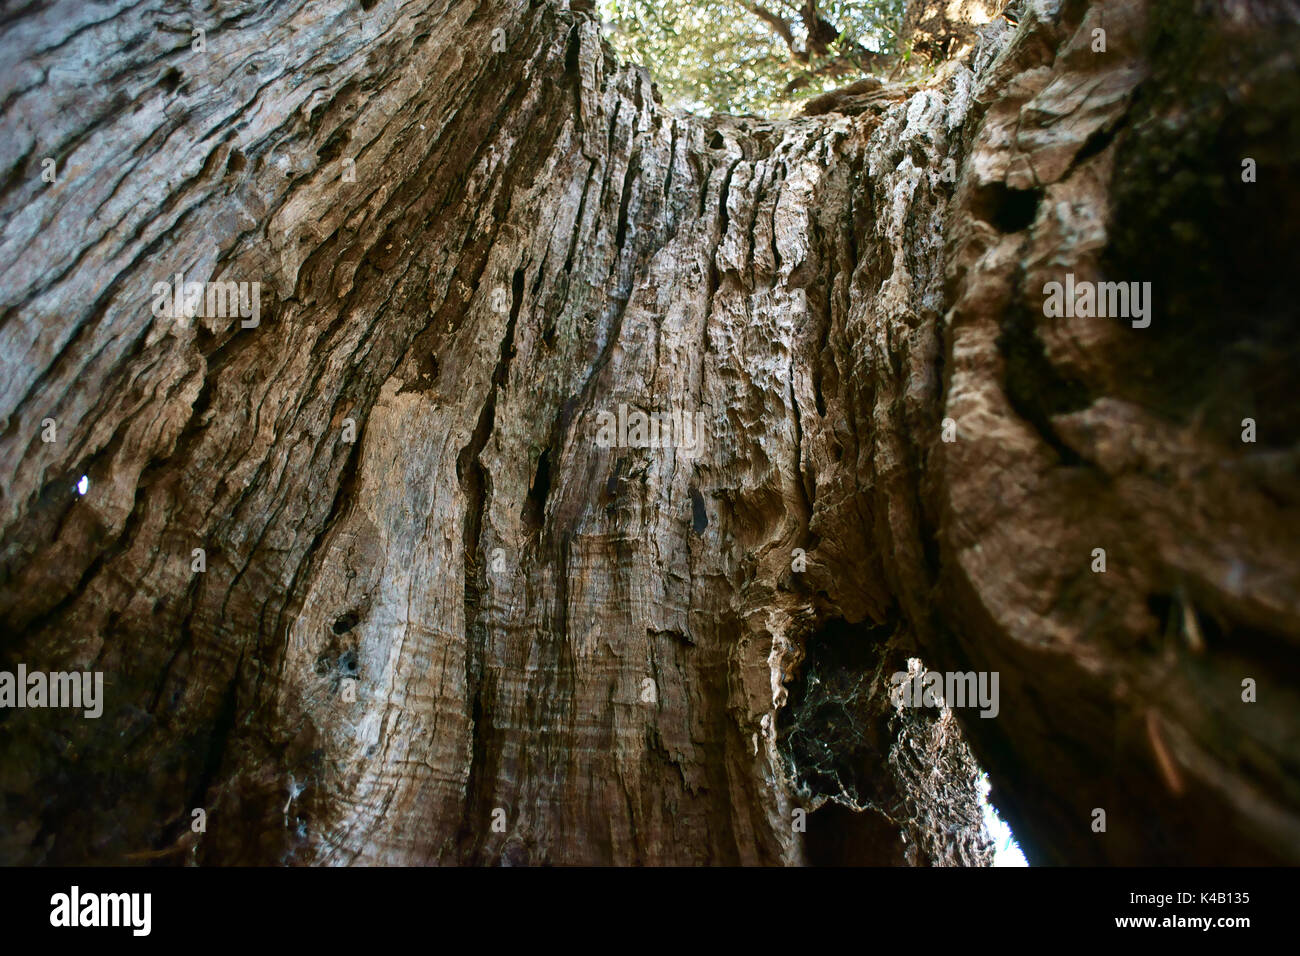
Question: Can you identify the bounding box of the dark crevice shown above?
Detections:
[315,124,352,165]
[996,297,1091,466]
[779,616,896,811]
[456,264,526,861]
[717,160,737,237]
[332,607,363,634]
[689,485,707,534]
[0,145,34,216]
[565,23,583,137]
[1073,122,1119,168]
[663,120,677,204]
[614,147,639,249]
[158,66,183,95]
[522,446,552,532]
[1149,592,1300,689]
[804,802,908,866]
[562,158,597,274]
[971,182,1042,234]
[162,657,241,860]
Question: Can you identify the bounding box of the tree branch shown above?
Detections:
[799,0,841,56]
[741,1,809,63]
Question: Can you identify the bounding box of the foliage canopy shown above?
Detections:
[598,0,907,116]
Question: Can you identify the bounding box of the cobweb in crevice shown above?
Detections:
[778,619,996,865]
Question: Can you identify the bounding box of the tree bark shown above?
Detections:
[1,0,1298,866]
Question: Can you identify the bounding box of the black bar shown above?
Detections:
[0,866,1280,943]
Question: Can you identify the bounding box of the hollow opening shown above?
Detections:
[979,774,1029,867]
[332,608,363,634]
[781,620,1028,865]
[972,182,1043,234]
[598,1,915,117]
[689,486,707,534]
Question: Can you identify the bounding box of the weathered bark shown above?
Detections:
[0,0,1297,866]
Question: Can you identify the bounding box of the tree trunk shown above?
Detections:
[1,0,1298,866]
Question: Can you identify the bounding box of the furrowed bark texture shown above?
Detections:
[0,0,1297,865]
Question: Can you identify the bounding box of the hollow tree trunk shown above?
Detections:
[1,0,1297,866]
